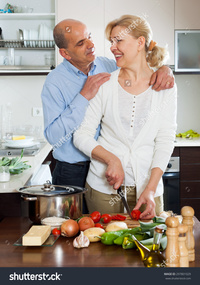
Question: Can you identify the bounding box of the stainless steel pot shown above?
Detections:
[18,182,87,224]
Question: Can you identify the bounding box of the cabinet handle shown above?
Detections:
[185,187,190,192]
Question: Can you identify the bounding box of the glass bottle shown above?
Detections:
[144,226,166,267]
[132,226,166,267]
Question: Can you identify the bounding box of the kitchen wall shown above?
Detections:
[1,73,200,139]
[0,75,46,139]
[0,0,200,139]
[175,74,200,134]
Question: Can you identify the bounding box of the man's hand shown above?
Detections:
[150,65,174,91]
[133,188,156,220]
[80,72,111,100]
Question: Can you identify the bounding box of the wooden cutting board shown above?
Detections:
[85,213,152,229]
[107,214,152,229]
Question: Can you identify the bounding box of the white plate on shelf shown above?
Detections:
[4,136,34,148]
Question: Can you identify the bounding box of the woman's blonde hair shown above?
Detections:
[105,15,169,68]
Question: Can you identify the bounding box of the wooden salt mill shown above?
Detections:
[181,206,195,262]
[165,216,180,267]
[178,224,189,267]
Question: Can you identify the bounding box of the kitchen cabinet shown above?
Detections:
[180,147,200,220]
[175,0,200,29]
[0,0,56,74]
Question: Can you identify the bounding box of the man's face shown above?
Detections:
[63,23,95,68]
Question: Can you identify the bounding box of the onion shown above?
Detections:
[78,217,95,231]
[61,219,79,237]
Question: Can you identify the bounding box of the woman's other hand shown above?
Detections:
[133,188,156,219]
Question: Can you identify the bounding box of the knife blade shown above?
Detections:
[117,187,133,220]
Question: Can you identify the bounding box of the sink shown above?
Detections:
[0,142,46,156]
[0,148,40,156]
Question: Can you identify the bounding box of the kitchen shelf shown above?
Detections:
[0,65,55,74]
[0,13,55,20]
[0,40,55,49]
[0,65,54,70]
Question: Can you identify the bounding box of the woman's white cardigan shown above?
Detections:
[74,69,177,198]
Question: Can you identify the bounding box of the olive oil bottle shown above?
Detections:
[132,226,166,267]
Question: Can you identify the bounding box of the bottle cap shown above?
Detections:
[155,226,164,234]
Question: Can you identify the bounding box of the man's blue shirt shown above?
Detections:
[41,56,117,163]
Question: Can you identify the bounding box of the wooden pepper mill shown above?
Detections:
[165,216,180,267]
[181,206,195,262]
[178,224,189,267]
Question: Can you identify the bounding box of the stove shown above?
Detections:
[0,141,46,156]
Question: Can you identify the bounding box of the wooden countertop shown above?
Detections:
[0,216,200,268]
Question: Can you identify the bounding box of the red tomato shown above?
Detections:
[95,223,104,229]
[131,209,141,220]
[52,228,61,236]
[101,214,112,224]
[90,211,101,223]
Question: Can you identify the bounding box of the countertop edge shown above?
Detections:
[0,142,52,193]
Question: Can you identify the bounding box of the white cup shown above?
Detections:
[14,55,22,66]
[8,48,15,65]
[0,55,9,65]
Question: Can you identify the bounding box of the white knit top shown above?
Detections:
[74,69,177,197]
[118,83,152,186]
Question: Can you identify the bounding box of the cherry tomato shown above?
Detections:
[101,214,112,224]
[52,228,61,236]
[95,223,104,229]
[90,211,101,223]
[131,209,141,220]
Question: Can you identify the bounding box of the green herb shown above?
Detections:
[0,149,31,174]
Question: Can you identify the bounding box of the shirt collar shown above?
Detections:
[62,58,97,76]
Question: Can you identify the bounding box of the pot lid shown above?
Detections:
[18,182,87,197]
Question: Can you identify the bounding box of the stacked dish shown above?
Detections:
[22,24,54,48]
[4,136,36,148]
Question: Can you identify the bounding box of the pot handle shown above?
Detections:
[21,194,37,201]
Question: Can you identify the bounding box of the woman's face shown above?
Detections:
[110,25,142,67]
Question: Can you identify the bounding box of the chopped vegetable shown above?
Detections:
[0,150,31,174]
[131,209,141,220]
[112,214,126,221]
[95,223,104,229]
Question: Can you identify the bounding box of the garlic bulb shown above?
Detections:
[73,231,90,248]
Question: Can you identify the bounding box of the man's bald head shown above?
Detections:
[53,19,86,49]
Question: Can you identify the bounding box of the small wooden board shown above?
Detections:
[85,213,152,229]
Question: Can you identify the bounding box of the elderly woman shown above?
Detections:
[73,15,177,219]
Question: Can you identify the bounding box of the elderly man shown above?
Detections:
[41,19,174,211]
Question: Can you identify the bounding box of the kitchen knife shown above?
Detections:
[117,187,133,220]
